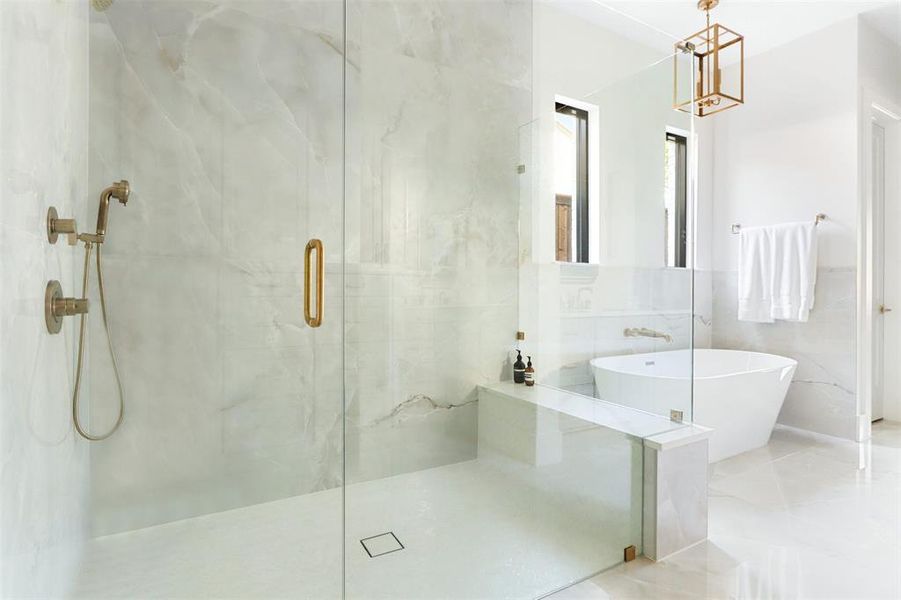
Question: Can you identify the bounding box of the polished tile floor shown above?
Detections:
[551,422,901,600]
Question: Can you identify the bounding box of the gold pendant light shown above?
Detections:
[674,0,744,117]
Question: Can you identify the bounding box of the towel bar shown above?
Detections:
[731,213,826,235]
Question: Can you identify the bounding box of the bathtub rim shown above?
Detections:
[589,348,798,382]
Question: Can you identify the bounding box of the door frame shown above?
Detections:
[858,90,901,440]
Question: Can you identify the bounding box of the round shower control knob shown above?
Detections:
[45,280,89,334]
[45,280,64,334]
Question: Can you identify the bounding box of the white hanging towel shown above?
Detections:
[738,226,775,323]
[738,222,818,323]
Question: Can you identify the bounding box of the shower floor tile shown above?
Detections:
[74,430,634,600]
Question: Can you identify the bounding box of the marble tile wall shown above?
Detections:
[88,0,347,535]
[522,263,703,403]
[0,0,91,595]
[710,268,858,439]
[88,0,531,532]
[642,438,709,561]
[343,0,531,483]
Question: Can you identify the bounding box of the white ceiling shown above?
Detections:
[551,0,901,57]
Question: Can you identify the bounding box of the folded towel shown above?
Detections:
[738,222,818,323]
[770,222,818,321]
[738,226,775,323]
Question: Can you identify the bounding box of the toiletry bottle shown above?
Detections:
[524,356,534,387]
[513,349,526,384]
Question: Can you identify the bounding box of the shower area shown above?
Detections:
[1,0,699,598]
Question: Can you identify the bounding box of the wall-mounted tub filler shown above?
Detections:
[45,180,130,441]
[623,327,673,343]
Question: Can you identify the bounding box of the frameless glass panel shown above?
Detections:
[74,1,345,596]
[344,0,624,597]
[344,0,667,596]
[524,31,696,424]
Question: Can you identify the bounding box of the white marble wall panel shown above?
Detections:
[711,268,857,439]
[642,438,709,561]
[0,0,91,595]
[343,0,530,484]
[88,0,346,534]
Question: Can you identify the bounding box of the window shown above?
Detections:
[554,102,589,263]
[664,132,688,268]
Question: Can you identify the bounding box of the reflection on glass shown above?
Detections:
[554,102,589,263]
[664,132,688,268]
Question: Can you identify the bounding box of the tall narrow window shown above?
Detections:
[664,132,688,268]
[554,102,589,263]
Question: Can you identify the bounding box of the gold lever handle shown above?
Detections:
[304,239,324,328]
[880,305,893,314]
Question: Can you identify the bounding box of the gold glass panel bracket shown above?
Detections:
[304,238,324,328]
[673,0,745,118]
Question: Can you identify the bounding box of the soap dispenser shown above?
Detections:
[524,356,535,387]
[513,349,526,384]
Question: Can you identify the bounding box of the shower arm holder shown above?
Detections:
[47,207,79,246]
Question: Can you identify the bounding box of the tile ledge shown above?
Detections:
[643,423,713,452]
[478,382,699,441]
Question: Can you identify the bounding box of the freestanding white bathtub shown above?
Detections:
[590,349,797,463]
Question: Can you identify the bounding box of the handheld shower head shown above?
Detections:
[95,180,130,242]
[107,179,130,205]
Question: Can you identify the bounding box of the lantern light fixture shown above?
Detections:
[674,0,745,117]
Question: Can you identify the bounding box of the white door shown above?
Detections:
[873,103,901,423]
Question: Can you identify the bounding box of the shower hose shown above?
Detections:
[72,242,125,441]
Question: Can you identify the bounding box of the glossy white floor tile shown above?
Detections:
[551,422,901,600]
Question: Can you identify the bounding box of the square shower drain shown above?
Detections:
[360,532,404,558]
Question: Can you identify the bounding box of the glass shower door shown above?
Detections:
[77,1,346,597]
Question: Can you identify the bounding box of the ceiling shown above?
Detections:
[552,0,901,57]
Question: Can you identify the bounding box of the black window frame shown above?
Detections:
[555,102,590,263]
[666,131,688,269]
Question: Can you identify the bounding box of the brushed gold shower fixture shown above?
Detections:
[44,280,88,334]
[44,180,130,441]
[91,0,114,11]
[47,207,78,245]
[80,179,129,244]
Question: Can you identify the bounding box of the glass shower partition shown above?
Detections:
[80,1,346,597]
[66,0,675,597]
[344,0,653,597]
[523,14,697,425]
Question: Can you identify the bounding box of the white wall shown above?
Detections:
[705,18,862,439]
[859,10,901,105]
[709,19,860,272]
[859,10,901,424]
[0,1,91,595]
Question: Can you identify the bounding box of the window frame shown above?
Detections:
[555,102,590,263]
[665,130,689,269]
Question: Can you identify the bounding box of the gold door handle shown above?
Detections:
[304,239,324,327]
[880,305,893,314]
